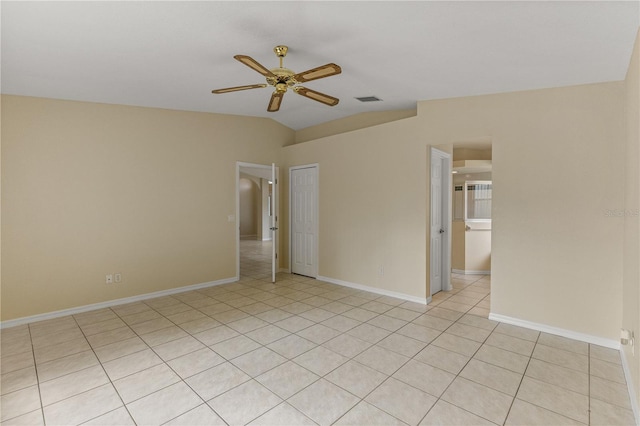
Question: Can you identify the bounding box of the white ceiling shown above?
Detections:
[2,1,638,131]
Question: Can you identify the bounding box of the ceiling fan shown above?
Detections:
[212,45,342,112]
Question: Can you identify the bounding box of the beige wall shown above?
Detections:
[419,84,625,340]
[238,174,261,239]
[284,82,625,341]
[1,95,293,321]
[622,30,640,413]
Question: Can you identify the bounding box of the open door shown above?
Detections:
[270,163,279,283]
[430,148,452,296]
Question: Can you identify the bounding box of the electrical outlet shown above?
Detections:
[106,274,113,284]
[114,273,122,283]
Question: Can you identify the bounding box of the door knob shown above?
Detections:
[439,228,445,234]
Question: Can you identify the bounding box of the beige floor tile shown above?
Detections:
[126,381,202,426]
[192,324,239,346]
[343,308,379,322]
[494,322,540,342]
[79,318,126,336]
[299,308,336,323]
[139,325,189,347]
[167,347,225,378]
[121,310,162,326]
[288,379,360,426]
[155,302,193,317]
[446,322,492,343]
[185,362,251,400]
[34,337,91,364]
[321,301,353,315]
[198,302,234,316]
[0,386,41,422]
[505,399,584,425]
[320,315,360,333]
[296,324,342,345]
[393,359,455,398]
[86,326,136,348]
[273,315,316,332]
[395,323,441,344]
[457,314,498,331]
[322,334,372,358]
[113,363,180,403]
[538,333,589,355]
[1,338,33,359]
[525,358,588,395]
[294,346,348,376]
[590,375,632,409]
[325,360,387,398]
[420,400,495,425]
[164,403,226,425]
[248,402,318,426]
[210,335,261,359]
[359,301,395,314]
[227,316,270,334]
[460,359,522,396]
[208,380,282,425]
[432,332,481,357]
[0,409,44,426]
[425,306,465,321]
[438,300,473,313]
[346,323,391,344]
[473,344,530,374]
[245,324,291,345]
[165,309,207,325]
[414,344,470,375]
[93,336,148,363]
[590,397,636,426]
[43,383,122,426]
[178,316,220,334]
[516,376,589,423]
[1,351,35,375]
[384,307,422,322]
[241,302,276,315]
[231,347,287,377]
[412,314,454,331]
[40,364,109,406]
[267,334,317,359]
[354,345,409,375]
[590,344,622,365]
[485,332,536,357]
[532,344,588,372]
[256,361,320,399]
[129,317,173,335]
[376,333,427,357]
[152,335,205,361]
[83,406,136,425]
[111,302,151,317]
[366,377,437,425]
[73,309,118,326]
[280,301,316,315]
[590,357,627,384]
[367,315,408,332]
[334,401,405,426]
[1,366,37,395]
[101,348,163,381]
[442,377,513,424]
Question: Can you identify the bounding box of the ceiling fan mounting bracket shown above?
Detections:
[273,45,288,58]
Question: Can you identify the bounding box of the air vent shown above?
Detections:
[355,96,382,102]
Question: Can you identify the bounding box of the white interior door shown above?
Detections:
[271,163,279,283]
[291,166,318,277]
[430,148,451,296]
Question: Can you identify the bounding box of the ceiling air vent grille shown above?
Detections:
[355,96,382,102]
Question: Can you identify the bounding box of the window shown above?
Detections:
[454,180,492,222]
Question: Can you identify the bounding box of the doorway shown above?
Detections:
[236,162,279,282]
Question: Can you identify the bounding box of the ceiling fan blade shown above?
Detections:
[294,86,339,106]
[293,63,342,83]
[212,84,267,94]
[267,91,285,112]
[234,55,276,78]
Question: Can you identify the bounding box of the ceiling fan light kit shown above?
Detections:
[212,45,342,112]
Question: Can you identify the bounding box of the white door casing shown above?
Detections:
[290,165,318,278]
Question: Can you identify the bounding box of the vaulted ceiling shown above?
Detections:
[2,1,638,130]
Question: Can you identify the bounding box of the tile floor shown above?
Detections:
[0,240,635,425]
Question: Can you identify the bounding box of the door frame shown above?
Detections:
[288,163,319,277]
[236,161,278,280]
[429,148,452,296]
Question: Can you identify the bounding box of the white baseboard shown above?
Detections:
[488,313,620,349]
[452,269,491,275]
[0,276,238,329]
[317,275,429,305]
[620,348,640,425]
